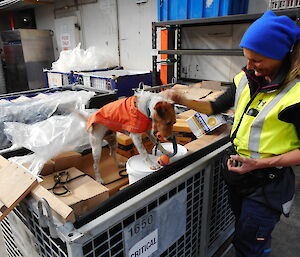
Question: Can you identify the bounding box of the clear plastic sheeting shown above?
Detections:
[0,90,95,150]
[5,111,94,176]
[52,43,117,73]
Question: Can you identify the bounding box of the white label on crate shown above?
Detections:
[129,230,158,257]
[124,189,186,257]
[83,76,91,87]
[48,73,63,87]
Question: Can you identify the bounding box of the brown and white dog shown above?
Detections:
[86,91,176,184]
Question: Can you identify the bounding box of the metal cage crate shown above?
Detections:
[0,140,234,257]
[269,0,300,9]
[76,70,152,97]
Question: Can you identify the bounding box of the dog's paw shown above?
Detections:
[150,164,160,170]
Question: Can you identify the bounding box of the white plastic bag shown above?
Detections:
[52,43,116,72]
[5,110,94,176]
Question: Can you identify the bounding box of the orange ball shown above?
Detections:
[157,155,170,166]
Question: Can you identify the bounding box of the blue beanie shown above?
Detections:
[240,10,300,60]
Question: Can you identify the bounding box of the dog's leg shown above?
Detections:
[105,131,125,168]
[89,124,107,184]
[130,133,160,170]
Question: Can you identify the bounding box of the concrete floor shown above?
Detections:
[1,172,300,257]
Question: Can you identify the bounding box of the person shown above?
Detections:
[167,10,300,257]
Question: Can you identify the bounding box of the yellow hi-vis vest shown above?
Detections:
[232,71,300,159]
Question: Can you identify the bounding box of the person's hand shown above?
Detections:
[163,89,183,104]
[227,155,259,174]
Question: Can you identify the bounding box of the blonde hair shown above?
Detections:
[284,40,300,84]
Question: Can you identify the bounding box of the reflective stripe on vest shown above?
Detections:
[249,79,300,158]
[234,74,248,111]
[234,74,300,158]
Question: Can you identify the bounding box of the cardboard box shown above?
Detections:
[184,124,231,152]
[52,151,82,172]
[117,135,155,158]
[32,167,109,222]
[79,147,129,196]
[186,113,227,138]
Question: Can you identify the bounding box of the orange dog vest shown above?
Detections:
[86,96,152,133]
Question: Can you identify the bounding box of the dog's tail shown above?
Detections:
[73,109,89,122]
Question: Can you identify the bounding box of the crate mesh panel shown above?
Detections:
[82,169,205,257]
[11,205,68,257]
[208,156,235,249]
[0,150,234,257]
[1,217,24,257]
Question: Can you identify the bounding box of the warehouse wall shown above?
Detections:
[248,0,269,14]
[117,0,157,71]
[35,0,156,70]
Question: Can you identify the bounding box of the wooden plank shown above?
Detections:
[0,156,37,221]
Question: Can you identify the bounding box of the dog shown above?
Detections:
[86,91,176,184]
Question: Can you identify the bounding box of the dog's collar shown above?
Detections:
[145,98,152,119]
[134,95,152,120]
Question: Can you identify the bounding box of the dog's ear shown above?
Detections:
[154,102,169,118]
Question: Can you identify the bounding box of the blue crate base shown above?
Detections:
[77,70,152,97]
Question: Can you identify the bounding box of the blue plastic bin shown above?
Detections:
[202,0,220,18]
[187,0,203,19]
[205,0,249,17]
[158,0,188,21]
[157,0,249,21]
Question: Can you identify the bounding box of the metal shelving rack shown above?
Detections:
[152,9,300,85]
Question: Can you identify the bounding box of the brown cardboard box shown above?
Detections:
[173,119,192,133]
[184,124,231,152]
[52,151,82,172]
[79,147,129,196]
[32,167,109,222]
[176,135,193,145]
[116,148,137,158]
[117,134,155,158]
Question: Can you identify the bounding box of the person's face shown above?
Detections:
[243,48,283,81]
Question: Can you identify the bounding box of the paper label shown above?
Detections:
[129,229,158,257]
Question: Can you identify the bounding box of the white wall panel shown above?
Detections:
[79,0,119,66]
[181,24,249,82]
[117,0,157,70]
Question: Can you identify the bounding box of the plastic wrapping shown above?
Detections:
[5,110,95,176]
[52,43,117,73]
[0,90,95,150]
